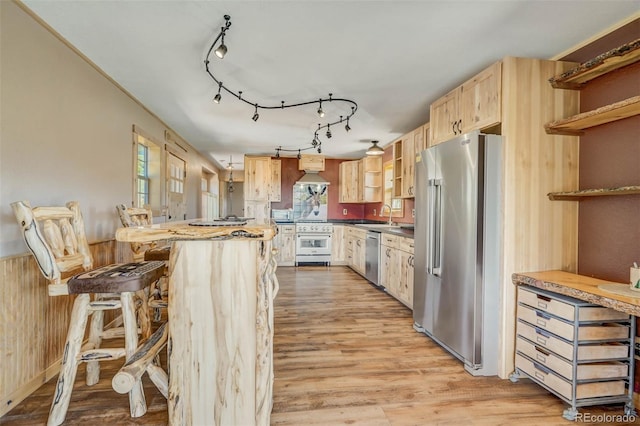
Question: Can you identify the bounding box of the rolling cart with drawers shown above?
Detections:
[510,285,636,420]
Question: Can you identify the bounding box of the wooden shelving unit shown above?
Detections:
[545,96,640,135]
[546,40,640,202]
[549,39,640,89]
[392,140,403,198]
[548,185,640,201]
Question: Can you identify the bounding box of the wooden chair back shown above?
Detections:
[11,200,93,286]
[116,204,157,258]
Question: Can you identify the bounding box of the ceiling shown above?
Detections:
[22,1,638,171]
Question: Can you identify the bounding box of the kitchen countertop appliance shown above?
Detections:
[413,130,501,376]
[365,230,381,287]
[295,222,332,266]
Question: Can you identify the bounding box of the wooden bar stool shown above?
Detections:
[116,204,170,321]
[11,201,167,426]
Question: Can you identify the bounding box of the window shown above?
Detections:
[136,144,150,207]
[132,127,161,214]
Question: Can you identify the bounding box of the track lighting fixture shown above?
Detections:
[317,100,324,118]
[366,140,384,156]
[213,81,222,103]
[204,14,358,155]
[297,150,301,160]
[275,147,281,158]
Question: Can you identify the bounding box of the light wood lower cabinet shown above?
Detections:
[331,225,346,264]
[511,285,634,420]
[345,227,367,274]
[274,224,295,266]
[378,232,414,309]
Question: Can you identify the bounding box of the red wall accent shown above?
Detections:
[576,61,640,283]
[270,151,415,223]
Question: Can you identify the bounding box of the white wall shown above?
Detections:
[0,2,219,257]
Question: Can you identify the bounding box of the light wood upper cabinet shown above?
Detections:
[430,87,461,145]
[361,156,383,203]
[339,160,360,203]
[298,154,325,171]
[339,157,382,203]
[244,156,272,201]
[270,159,281,202]
[460,61,502,133]
[401,132,415,198]
[430,61,502,145]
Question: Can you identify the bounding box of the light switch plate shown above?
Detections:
[343,208,348,215]
[412,208,415,218]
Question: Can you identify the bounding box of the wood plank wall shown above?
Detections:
[0,240,117,417]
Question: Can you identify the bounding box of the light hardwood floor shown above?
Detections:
[1,266,635,425]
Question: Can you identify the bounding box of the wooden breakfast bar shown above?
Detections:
[116,219,278,426]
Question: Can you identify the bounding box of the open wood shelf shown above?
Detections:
[548,185,640,201]
[549,39,640,89]
[544,96,640,135]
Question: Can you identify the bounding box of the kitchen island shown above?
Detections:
[116,219,278,426]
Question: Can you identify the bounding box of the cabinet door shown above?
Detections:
[402,131,416,198]
[339,160,359,203]
[385,247,400,297]
[398,250,414,309]
[430,87,460,145]
[331,225,345,263]
[244,201,270,223]
[379,244,393,290]
[244,156,271,201]
[460,61,502,133]
[270,159,281,202]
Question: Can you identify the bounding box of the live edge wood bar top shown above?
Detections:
[116,219,278,426]
[512,270,640,316]
[115,218,276,243]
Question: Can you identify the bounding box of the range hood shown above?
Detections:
[295,170,330,185]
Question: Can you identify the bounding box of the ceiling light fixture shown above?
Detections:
[213,81,222,103]
[204,15,358,154]
[366,140,384,156]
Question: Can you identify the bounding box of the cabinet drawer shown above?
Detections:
[518,287,630,322]
[518,304,630,342]
[517,320,574,360]
[398,237,414,253]
[280,225,295,235]
[517,320,629,361]
[517,304,574,341]
[381,234,399,249]
[516,337,628,380]
[516,354,626,400]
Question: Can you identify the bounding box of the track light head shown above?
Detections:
[297,150,301,160]
[345,118,351,132]
[317,100,324,118]
[317,147,322,154]
[213,93,221,103]
[326,125,332,139]
[252,104,259,122]
[214,34,227,59]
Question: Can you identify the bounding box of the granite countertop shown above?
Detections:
[116,218,276,243]
[512,270,640,316]
[273,220,415,238]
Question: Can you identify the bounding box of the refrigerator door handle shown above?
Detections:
[427,178,442,276]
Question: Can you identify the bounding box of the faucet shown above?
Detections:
[380,204,393,225]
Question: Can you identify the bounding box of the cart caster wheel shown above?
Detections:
[509,371,520,383]
[562,408,578,421]
[624,402,636,416]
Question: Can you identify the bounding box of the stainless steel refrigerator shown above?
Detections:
[413,130,501,376]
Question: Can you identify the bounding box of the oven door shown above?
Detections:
[296,233,332,256]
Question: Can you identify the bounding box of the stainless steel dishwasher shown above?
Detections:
[365,230,381,287]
